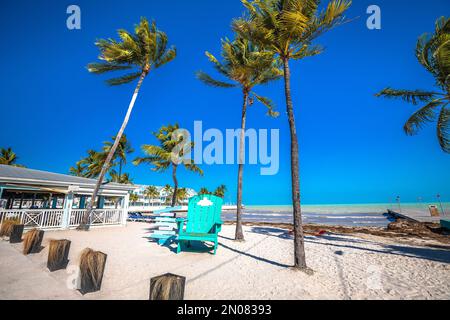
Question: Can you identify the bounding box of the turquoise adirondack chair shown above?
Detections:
[176,194,223,255]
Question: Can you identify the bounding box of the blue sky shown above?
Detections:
[1,0,449,205]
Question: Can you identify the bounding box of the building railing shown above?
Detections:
[69,209,123,227]
[0,208,124,230]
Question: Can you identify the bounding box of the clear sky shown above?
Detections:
[1,0,449,205]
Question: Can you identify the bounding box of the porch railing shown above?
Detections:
[0,208,124,230]
[69,209,123,227]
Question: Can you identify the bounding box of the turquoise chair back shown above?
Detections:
[186,194,223,234]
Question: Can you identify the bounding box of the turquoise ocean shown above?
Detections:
[221,202,450,227]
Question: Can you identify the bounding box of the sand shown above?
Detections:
[0,222,449,300]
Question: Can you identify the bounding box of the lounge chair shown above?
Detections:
[176,194,223,255]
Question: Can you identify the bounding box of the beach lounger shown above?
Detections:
[149,206,182,245]
[176,194,223,255]
[128,212,144,222]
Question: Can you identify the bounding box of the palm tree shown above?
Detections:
[109,170,133,184]
[175,187,189,205]
[103,134,134,176]
[0,147,25,167]
[79,18,176,230]
[213,184,227,198]
[129,193,139,205]
[197,37,282,242]
[198,187,210,195]
[144,185,160,203]
[71,150,114,179]
[69,162,85,177]
[162,184,174,205]
[234,0,351,270]
[133,124,203,207]
[376,17,450,153]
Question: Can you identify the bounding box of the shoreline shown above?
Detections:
[223,218,450,245]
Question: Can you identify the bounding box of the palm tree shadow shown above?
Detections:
[219,242,290,268]
[250,227,450,264]
[305,235,450,264]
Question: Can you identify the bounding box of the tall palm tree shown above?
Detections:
[213,184,227,198]
[197,37,282,241]
[0,147,25,167]
[79,18,176,230]
[103,134,134,176]
[133,124,203,207]
[234,0,351,270]
[376,17,450,153]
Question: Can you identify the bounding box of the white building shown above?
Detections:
[130,184,197,210]
[0,165,135,230]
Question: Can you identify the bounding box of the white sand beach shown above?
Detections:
[0,222,449,300]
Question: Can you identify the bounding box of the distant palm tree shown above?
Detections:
[129,193,139,204]
[376,17,450,153]
[198,187,210,195]
[71,150,114,179]
[79,17,176,230]
[103,134,134,176]
[234,0,351,270]
[175,188,189,205]
[134,124,203,207]
[197,37,282,242]
[109,170,133,184]
[69,162,85,177]
[0,147,25,167]
[213,184,227,198]
[144,185,159,203]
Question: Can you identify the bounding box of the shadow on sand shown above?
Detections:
[249,226,450,264]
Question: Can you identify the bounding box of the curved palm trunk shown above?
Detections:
[77,72,146,231]
[235,89,248,241]
[283,58,307,269]
[171,164,178,208]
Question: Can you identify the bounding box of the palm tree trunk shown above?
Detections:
[282,58,307,270]
[235,89,248,241]
[171,165,178,208]
[119,159,123,177]
[77,72,146,231]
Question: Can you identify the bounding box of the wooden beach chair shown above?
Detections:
[176,194,223,255]
[149,206,182,245]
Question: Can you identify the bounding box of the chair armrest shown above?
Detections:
[176,218,187,233]
[213,220,223,233]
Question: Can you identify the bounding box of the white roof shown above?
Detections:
[0,165,135,193]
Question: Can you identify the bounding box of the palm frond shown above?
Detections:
[196,71,236,88]
[375,88,439,105]
[87,63,132,74]
[403,100,443,135]
[437,105,450,153]
[106,72,142,86]
[252,92,279,117]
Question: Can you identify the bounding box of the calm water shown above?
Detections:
[221,203,450,227]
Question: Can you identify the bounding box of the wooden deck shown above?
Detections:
[387,209,446,224]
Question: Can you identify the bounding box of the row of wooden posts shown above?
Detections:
[2,223,186,299]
